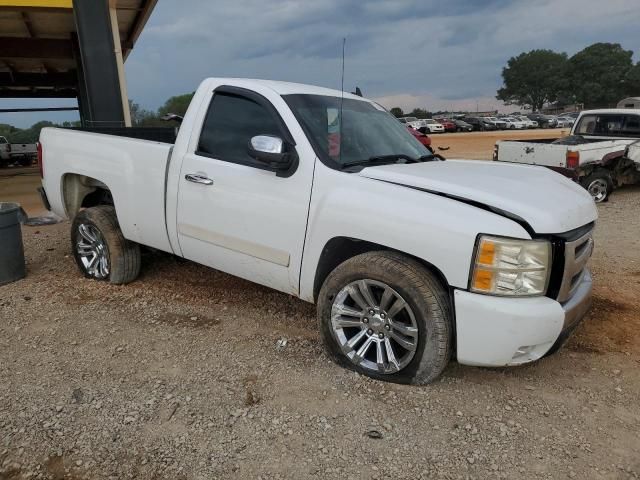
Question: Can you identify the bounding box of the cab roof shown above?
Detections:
[204,77,368,101]
[580,108,640,115]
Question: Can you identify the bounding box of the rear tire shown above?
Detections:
[71,206,141,284]
[317,251,452,385]
[580,169,613,203]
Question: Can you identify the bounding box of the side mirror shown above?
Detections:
[247,135,293,171]
[161,113,183,124]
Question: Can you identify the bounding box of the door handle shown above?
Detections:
[185,174,213,186]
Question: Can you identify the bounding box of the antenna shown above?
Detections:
[339,37,346,165]
[341,37,346,97]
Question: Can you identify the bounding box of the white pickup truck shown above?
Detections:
[494,109,640,202]
[39,78,597,384]
[0,136,38,167]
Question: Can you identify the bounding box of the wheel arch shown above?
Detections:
[312,236,452,304]
[61,173,114,220]
[578,150,625,178]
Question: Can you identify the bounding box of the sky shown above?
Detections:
[2,0,639,128]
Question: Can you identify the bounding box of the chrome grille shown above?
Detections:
[557,228,594,303]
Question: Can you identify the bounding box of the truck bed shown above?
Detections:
[40,127,175,253]
[68,126,178,144]
[495,137,634,169]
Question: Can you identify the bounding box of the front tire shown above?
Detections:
[317,251,452,384]
[580,169,613,203]
[71,206,141,284]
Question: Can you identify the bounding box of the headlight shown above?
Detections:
[470,235,551,297]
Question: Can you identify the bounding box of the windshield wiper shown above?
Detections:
[340,154,428,170]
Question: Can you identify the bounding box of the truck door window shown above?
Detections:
[576,114,629,136]
[622,115,640,136]
[197,92,282,167]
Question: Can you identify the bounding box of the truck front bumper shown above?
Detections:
[454,270,592,367]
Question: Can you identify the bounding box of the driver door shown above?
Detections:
[176,88,314,295]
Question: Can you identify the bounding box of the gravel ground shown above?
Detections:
[1,183,639,479]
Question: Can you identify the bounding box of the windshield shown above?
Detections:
[284,94,431,169]
[404,117,418,122]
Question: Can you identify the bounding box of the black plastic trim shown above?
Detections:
[37,187,51,211]
[213,86,296,146]
[195,86,299,178]
[535,222,595,300]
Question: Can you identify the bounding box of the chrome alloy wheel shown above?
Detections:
[76,223,110,279]
[587,179,609,203]
[331,279,418,374]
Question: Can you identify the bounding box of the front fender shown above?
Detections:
[299,166,530,302]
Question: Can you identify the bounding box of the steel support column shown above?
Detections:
[72,0,125,127]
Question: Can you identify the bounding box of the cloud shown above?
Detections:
[3,0,638,128]
[123,0,638,115]
[373,93,507,114]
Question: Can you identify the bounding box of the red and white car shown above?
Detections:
[435,118,456,133]
[407,126,433,152]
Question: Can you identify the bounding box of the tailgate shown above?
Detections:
[495,141,567,168]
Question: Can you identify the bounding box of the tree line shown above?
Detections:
[496,42,640,112]
[129,92,195,126]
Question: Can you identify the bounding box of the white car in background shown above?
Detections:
[515,116,538,128]
[556,116,576,128]
[501,117,527,129]
[398,117,429,132]
[424,119,445,133]
[484,117,507,129]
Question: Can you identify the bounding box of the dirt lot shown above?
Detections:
[0,131,639,480]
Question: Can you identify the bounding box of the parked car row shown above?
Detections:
[396,112,579,133]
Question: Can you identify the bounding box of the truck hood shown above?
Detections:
[359,159,597,234]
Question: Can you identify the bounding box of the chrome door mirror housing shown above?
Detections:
[250,135,284,155]
[248,135,297,175]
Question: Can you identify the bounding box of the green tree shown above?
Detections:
[567,43,634,108]
[497,49,568,111]
[0,124,18,137]
[389,107,404,117]
[623,62,640,97]
[409,108,429,119]
[8,121,55,143]
[129,100,162,126]
[158,92,195,117]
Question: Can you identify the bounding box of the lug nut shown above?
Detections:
[363,318,369,324]
[367,329,373,335]
[378,333,384,339]
[380,313,386,319]
[385,324,391,330]
[369,309,375,315]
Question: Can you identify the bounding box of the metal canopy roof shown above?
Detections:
[0,0,157,98]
